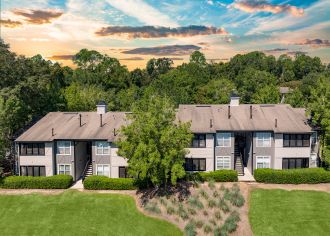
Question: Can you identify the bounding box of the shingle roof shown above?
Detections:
[15,112,130,142]
[16,104,312,142]
[176,104,312,133]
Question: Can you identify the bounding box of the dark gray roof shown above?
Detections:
[16,104,312,142]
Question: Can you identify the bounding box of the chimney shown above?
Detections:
[97,100,107,114]
[275,118,278,128]
[229,92,240,107]
[228,106,231,119]
[250,105,253,119]
[100,114,103,127]
[79,114,82,127]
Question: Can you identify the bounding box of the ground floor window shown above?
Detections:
[96,164,110,177]
[256,156,271,169]
[119,166,128,178]
[216,156,231,170]
[185,158,206,171]
[20,166,46,176]
[58,164,71,175]
[282,158,309,169]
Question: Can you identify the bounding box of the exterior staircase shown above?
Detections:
[234,144,244,176]
[83,162,93,179]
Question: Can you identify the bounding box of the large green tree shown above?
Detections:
[117,96,192,187]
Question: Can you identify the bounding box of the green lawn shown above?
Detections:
[249,189,330,236]
[0,191,182,236]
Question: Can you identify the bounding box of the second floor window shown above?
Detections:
[192,134,206,148]
[20,143,45,156]
[57,141,71,155]
[96,141,110,155]
[216,133,231,147]
[256,132,271,147]
[283,134,310,147]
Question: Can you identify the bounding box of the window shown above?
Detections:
[119,167,128,178]
[20,166,45,176]
[57,141,71,155]
[20,143,45,156]
[282,158,309,169]
[191,134,206,148]
[58,164,71,175]
[96,165,110,177]
[216,133,231,147]
[283,134,310,147]
[95,141,110,155]
[185,158,206,171]
[256,132,271,147]
[256,156,270,169]
[216,156,231,170]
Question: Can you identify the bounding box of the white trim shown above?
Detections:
[57,141,71,155]
[256,132,271,147]
[57,164,71,175]
[256,156,271,169]
[96,164,110,177]
[95,141,110,155]
[216,133,231,147]
[216,156,231,170]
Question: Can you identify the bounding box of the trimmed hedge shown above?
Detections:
[0,175,73,189]
[83,176,136,190]
[254,168,330,184]
[186,170,238,182]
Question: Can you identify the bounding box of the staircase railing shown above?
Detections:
[239,154,244,175]
[81,160,90,181]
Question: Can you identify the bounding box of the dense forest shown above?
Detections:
[0,38,329,174]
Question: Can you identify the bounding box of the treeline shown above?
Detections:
[0,39,329,174]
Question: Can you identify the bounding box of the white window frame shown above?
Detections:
[57,164,71,175]
[216,156,231,170]
[96,164,110,177]
[256,156,271,169]
[57,141,71,155]
[216,133,231,147]
[95,141,110,155]
[256,132,272,147]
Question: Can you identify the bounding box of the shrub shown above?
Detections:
[214,210,222,220]
[208,199,217,208]
[188,196,204,209]
[200,170,238,182]
[203,224,212,234]
[184,221,196,236]
[166,206,175,215]
[254,168,330,184]
[83,176,136,190]
[144,202,161,214]
[196,220,204,229]
[0,175,73,189]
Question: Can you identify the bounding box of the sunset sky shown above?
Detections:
[1,0,329,70]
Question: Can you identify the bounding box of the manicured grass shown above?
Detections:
[0,191,182,236]
[249,189,330,236]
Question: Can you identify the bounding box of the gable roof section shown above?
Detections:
[177,104,312,133]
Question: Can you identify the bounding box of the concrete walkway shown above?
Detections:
[70,179,84,189]
[238,167,255,182]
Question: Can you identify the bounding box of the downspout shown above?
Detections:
[213,133,216,171]
[251,132,254,175]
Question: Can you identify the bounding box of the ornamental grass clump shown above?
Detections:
[203,224,212,234]
[208,179,215,189]
[214,210,222,220]
[166,205,175,215]
[213,190,219,198]
[218,197,230,213]
[209,219,217,226]
[199,189,209,199]
[184,221,197,236]
[159,197,167,207]
[221,211,240,234]
[188,196,204,209]
[195,220,204,229]
[208,199,217,208]
[188,207,197,215]
[144,202,161,214]
[178,203,189,220]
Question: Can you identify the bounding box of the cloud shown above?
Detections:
[295,39,330,48]
[286,51,308,56]
[12,9,63,24]
[122,45,201,56]
[48,55,74,60]
[120,57,144,61]
[263,48,288,53]
[0,19,23,28]
[232,0,304,17]
[106,0,178,27]
[95,25,228,39]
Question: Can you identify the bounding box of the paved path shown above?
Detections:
[70,179,84,189]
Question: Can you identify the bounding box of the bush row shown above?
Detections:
[0,175,73,189]
[254,168,330,184]
[83,176,136,190]
[186,170,238,182]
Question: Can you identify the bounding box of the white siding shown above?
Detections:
[19,142,54,176]
[110,145,128,178]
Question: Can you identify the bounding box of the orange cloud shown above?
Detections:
[0,19,22,28]
[232,0,304,17]
[122,45,201,56]
[48,55,74,60]
[95,25,228,39]
[12,9,63,24]
[295,39,330,48]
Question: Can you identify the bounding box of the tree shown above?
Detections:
[251,84,280,104]
[117,96,192,187]
[146,58,173,78]
[190,51,206,65]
